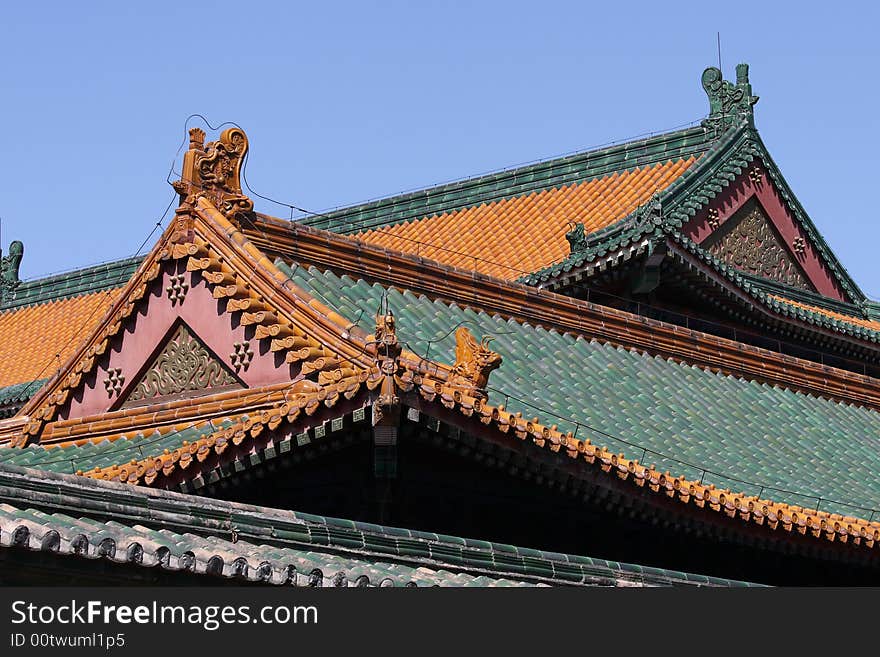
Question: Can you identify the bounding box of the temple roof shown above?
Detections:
[302,126,713,240]
[3,65,880,584]
[299,67,871,339]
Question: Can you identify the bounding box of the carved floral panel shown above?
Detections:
[125,323,239,403]
[703,199,813,291]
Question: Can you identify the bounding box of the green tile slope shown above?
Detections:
[282,261,880,518]
[300,126,714,235]
[0,503,532,586]
[0,380,46,418]
[0,419,233,476]
[0,464,759,586]
[0,380,45,405]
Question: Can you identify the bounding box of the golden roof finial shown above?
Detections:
[173,126,253,222]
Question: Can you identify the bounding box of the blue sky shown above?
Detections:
[3,1,880,295]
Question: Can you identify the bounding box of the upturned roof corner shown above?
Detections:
[701,63,759,132]
[171,126,254,225]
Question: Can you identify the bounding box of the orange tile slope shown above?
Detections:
[770,295,880,333]
[0,289,122,388]
[357,157,697,280]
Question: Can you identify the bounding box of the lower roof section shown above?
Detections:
[280,261,880,518]
[0,464,753,587]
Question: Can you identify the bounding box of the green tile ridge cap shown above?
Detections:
[668,232,880,342]
[746,129,866,304]
[742,274,871,318]
[0,256,144,311]
[0,379,47,419]
[301,125,715,235]
[660,125,865,304]
[865,301,880,322]
[0,379,46,405]
[0,462,760,586]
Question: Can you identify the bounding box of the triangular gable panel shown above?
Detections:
[6,199,385,445]
[118,321,242,408]
[701,197,814,291]
[52,256,292,422]
[683,161,846,301]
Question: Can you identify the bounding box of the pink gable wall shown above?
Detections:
[682,162,847,302]
[59,259,300,420]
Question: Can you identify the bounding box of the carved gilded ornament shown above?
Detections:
[703,200,812,291]
[370,312,402,426]
[165,274,189,305]
[230,341,254,371]
[172,127,254,221]
[706,208,720,229]
[126,324,238,403]
[448,327,502,397]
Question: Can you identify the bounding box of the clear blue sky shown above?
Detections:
[3,1,880,295]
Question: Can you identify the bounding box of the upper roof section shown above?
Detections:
[299,64,866,309]
[0,254,141,311]
[303,124,713,240]
[355,156,698,280]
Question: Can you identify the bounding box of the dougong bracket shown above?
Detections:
[173,127,255,222]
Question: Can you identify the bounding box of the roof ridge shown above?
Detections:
[0,463,758,586]
[743,274,869,317]
[0,255,143,311]
[300,124,717,235]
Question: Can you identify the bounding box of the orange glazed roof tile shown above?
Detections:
[769,294,880,333]
[0,257,140,389]
[0,288,123,388]
[356,158,697,280]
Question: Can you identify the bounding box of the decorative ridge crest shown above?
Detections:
[370,311,403,427]
[564,223,587,254]
[0,240,23,299]
[448,327,502,399]
[701,63,759,132]
[173,127,254,222]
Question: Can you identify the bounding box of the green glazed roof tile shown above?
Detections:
[0,465,759,586]
[281,261,880,518]
[0,419,234,476]
[0,256,143,311]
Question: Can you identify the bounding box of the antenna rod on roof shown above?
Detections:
[717,32,722,72]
